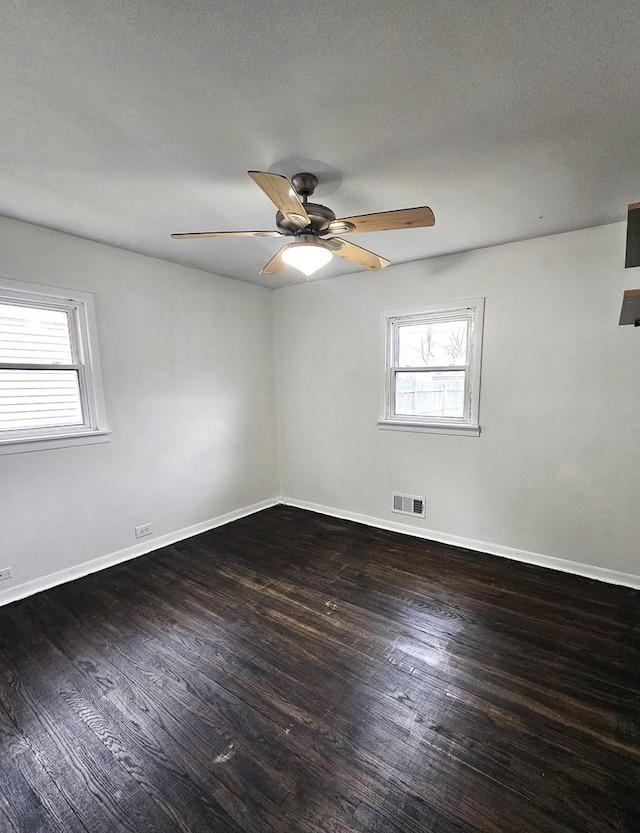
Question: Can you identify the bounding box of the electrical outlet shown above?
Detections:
[0,567,12,582]
[134,523,152,539]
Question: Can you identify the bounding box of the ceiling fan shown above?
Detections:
[171,171,435,278]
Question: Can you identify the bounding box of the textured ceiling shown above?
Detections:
[2,1,639,287]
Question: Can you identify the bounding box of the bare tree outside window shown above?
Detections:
[418,327,434,365]
[398,320,467,368]
[442,321,467,363]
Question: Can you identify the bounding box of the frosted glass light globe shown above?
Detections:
[281,241,333,277]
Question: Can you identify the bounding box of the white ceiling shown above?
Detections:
[2,1,639,288]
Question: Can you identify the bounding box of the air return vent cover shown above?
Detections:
[391,492,426,518]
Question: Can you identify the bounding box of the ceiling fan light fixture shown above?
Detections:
[281,237,333,277]
[172,170,435,277]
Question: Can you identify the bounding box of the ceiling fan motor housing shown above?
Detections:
[274,172,335,235]
[276,202,336,235]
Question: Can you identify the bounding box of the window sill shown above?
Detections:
[0,429,112,455]
[377,419,480,437]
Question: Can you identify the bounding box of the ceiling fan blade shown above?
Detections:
[248,171,310,229]
[171,230,283,239]
[326,238,390,270]
[329,206,435,235]
[259,244,290,275]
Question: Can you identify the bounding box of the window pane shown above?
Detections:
[397,319,468,367]
[0,303,73,364]
[0,369,83,430]
[395,371,466,418]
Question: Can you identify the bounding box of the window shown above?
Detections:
[0,278,110,454]
[379,298,484,435]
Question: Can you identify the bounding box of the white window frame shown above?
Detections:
[0,277,110,454]
[378,298,484,436]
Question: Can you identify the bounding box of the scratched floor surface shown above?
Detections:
[0,505,638,832]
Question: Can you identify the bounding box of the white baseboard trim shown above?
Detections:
[280,497,640,590]
[0,498,279,608]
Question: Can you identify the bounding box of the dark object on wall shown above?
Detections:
[619,289,640,326]
[625,202,640,268]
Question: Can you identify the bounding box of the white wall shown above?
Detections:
[274,223,640,578]
[0,218,278,597]
[2,217,638,598]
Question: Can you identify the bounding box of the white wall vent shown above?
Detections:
[391,492,426,518]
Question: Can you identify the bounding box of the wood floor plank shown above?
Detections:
[59,599,374,831]
[28,584,366,833]
[0,505,638,832]
[136,548,636,796]
[0,701,88,833]
[0,611,236,833]
[22,594,301,830]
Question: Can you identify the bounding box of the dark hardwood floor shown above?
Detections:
[0,505,638,832]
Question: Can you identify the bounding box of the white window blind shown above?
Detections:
[0,303,83,431]
[0,303,74,363]
[0,279,109,453]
